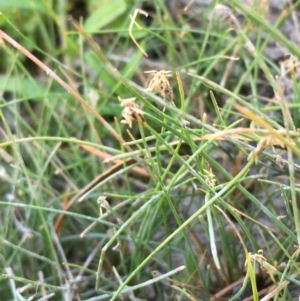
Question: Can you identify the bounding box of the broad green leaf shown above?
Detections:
[0,75,46,99]
[84,0,127,33]
[0,0,46,11]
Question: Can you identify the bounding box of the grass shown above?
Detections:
[0,0,300,300]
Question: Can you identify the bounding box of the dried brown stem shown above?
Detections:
[0,29,129,151]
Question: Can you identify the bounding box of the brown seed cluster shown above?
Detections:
[118,97,145,128]
[145,70,174,102]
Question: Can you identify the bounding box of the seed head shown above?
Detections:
[204,168,216,188]
[119,97,145,128]
[145,70,174,102]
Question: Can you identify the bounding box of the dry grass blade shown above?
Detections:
[129,9,149,57]
[0,30,129,151]
[233,104,300,158]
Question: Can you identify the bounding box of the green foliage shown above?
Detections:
[84,0,127,32]
[0,1,300,300]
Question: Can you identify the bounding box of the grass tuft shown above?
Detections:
[0,1,300,300]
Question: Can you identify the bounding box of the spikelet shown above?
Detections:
[145,70,174,102]
[118,97,145,128]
